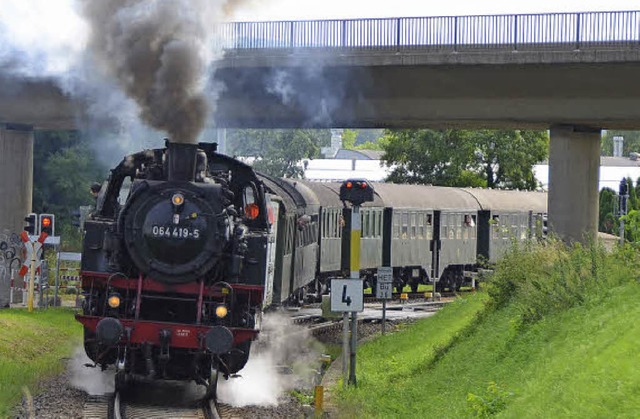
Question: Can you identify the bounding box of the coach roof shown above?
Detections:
[373,184,481,210]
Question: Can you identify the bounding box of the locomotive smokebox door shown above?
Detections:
[340,179,374,206]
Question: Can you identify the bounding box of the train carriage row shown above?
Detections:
[261,177,547,304]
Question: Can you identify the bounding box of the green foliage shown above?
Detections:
[342,129,387,151]
[341,129,358,149]
[227,129,330,178]
[600,178,640,239]
[467,381,514,418]
[621,210,640,243]
[33,131,105,250]
[289,389,314,405]
[487,239,640,329]
[381,129,548,189]
[381,129,477,186]
[599,187,617,234]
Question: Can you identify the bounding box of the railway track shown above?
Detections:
[83,392,221,419]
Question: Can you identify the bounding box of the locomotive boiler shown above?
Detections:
[76,141,273,396]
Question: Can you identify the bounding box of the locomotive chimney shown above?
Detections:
[165,141,198,182]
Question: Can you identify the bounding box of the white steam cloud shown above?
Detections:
[218,312,324,407]
[0,1,87,78]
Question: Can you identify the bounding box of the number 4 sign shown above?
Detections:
[330,279,364,312]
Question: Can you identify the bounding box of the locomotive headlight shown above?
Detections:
[215,305,228,318]
[171,193,185,206]
[108,294,121,309]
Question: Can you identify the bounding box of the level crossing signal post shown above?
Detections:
[332,179,374,387]
[19,231,48,312]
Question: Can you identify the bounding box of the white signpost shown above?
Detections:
[376,266,393,334]
[330,279,364,313]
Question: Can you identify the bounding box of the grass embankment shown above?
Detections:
[335,241,640,418]
[0,308,81,417]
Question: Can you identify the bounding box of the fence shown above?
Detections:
[218,11,640,51]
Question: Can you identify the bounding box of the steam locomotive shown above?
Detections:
[76,140,547,395]
[76,141,272,395]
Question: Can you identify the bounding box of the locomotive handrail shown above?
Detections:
[217,10,640,51]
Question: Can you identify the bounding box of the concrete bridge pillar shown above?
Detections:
[0,124,33,237]
[548,125,600,243]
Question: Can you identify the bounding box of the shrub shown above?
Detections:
[487,238,639,328]
[467,381,514,418]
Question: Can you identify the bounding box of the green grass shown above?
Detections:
[335,293,488,417]
[0,308,82,416]
[333,241,640,418]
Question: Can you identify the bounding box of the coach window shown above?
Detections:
[411,212,418,239]
[426,213,433,240]
[417,212,424,239]
[401,212,409,239]
[470,215,477,239]
[362,212,369,238]
[492,215,500,240]
[455,214,462,240]
[502,215,510,239]
[441,214,447,240]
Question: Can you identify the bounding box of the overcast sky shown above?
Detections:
[233,0,640,20]
[2,0,640,77]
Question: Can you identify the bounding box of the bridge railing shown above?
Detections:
[218,11,640,50]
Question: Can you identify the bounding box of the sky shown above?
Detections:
[1,0,640,77]
[232,0,640,21]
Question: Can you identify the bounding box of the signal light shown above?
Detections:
[39,214,55,236]
[24,213,37,235]
[346,181,353,189]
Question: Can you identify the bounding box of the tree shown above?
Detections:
[227,129,330,178]
[381,129,548,189]
[342,129,387,151]
[473,130,548,189]
[599,187,617,234]
[33,130,106,250]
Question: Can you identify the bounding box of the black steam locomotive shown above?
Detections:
[76,141,272,395]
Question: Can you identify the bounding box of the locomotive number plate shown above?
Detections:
[150,226,201,239]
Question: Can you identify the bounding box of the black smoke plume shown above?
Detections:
[80,0,250,144]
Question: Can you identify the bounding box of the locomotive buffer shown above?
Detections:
[332,179,374,386]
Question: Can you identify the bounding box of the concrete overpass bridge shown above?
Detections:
[3,10,640,243]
